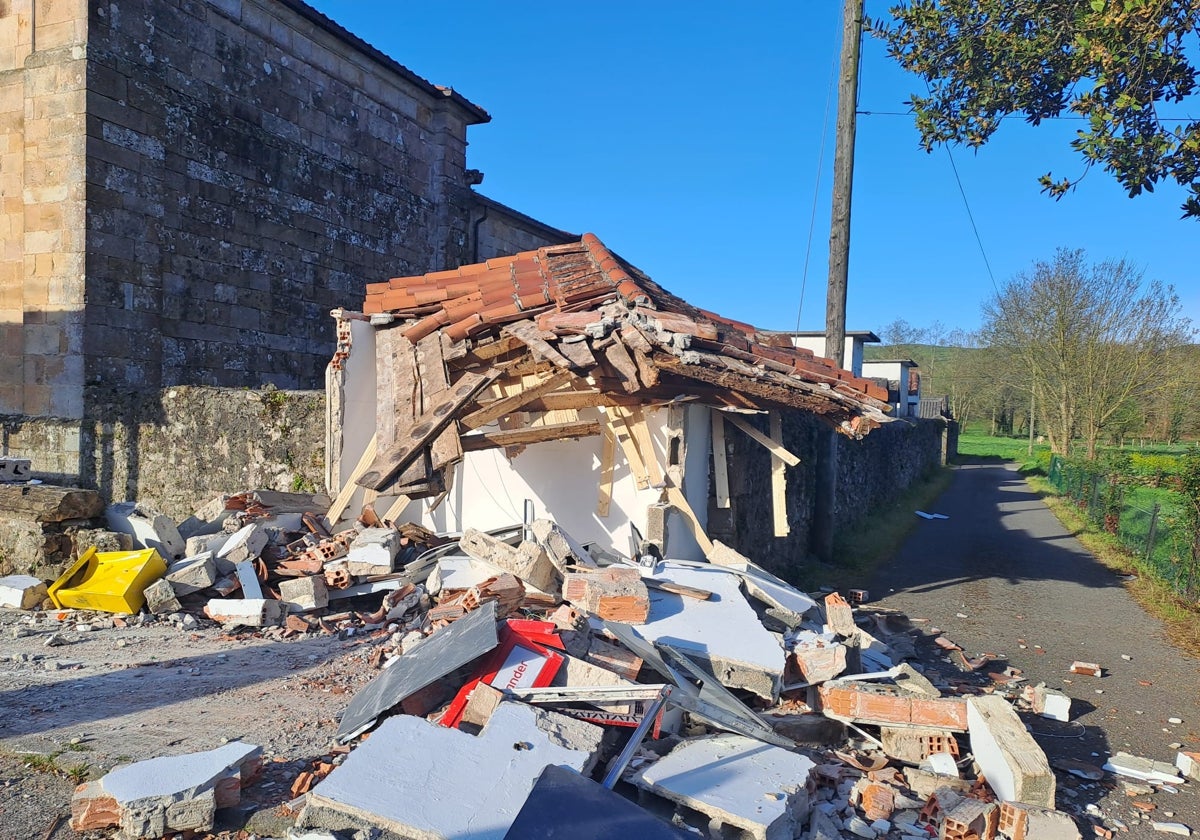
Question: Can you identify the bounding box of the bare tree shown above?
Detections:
[981,249,1193,458]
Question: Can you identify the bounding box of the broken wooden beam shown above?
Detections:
[460,421,602,452]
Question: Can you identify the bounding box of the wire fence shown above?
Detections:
[1048,455,1198,598]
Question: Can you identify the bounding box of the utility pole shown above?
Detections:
[814,0,864,563]
[825,0,864,368]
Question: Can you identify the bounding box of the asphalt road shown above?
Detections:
[870,458,1200,838]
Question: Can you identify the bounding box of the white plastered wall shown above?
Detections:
[328,325,712,561]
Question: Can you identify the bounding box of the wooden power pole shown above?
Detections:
[814,0,864,563]
[825,0,864,369]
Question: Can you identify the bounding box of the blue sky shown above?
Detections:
[307,1,1199,339]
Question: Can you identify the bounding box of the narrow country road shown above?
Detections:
[870,458,1200,838]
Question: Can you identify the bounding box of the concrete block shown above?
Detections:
[164,553,216,596]
[279,575,329,612]
[70,741,261,835]
[106,502,186,560]
[0,574,47,609]
[636,562,785,701]
[764,713,846,746]
[143,577,182,615]
[967,695,1055,808]
[185,531,230,561]
[344,526,399,576]
[204,598,284,628]
[631,733,814,840]
[1026,682,1072,722]
[216,523,267,571]
[530,518,596,570]
[300,703,600,839]
[881,726,959,764]
[458,528,560,593]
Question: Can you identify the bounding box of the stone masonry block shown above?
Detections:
[143,577,182,615]
[278,575,329,613]
[344,526,399,577]
[164,552,216,596]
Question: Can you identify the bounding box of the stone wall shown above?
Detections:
[0,0,89,420]
[470,194,575,262]
[712,412,951,581]
[82,0,487,395]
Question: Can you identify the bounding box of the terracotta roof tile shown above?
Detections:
[357,233,891,434]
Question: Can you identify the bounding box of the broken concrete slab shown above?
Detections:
[105,502,186,561]
[0,574,47,609]
[967,695,1055,808]
[530,518,598,572]
[459,528,560,593]
[631,733,814,840]
[344,526,400,576]
[185,531,231,560]
[203,598,285,628]
[70,740,261,836]
[892,662,940,697]
[215,523,267,573]
[302,703,600,840]
[1103,751,1186,784]
[176,495,231,540]
[705,541,817,625]
[143,578,182,615]
[504,763,690,839]
[337,600,499,741]
[764,713,846,746]
[164,552,217,596]
[881,726,959,764]
[279,575,330,613]
[636,562,785,701]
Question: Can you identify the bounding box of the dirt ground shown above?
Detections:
[0,606,388,840]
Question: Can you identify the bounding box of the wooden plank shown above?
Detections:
[607,409,649,490]
[417,331,462,472]
[597,421,616,518]
[665,484,714,556]
[460,421,602,451]
[530,391,642,411]
[556,337,597,370]
[460,369,576,430]
[722,412,801,466]
[601,339,641,393]
[769,410,789,537]
[502,320,574,369]
[711,409,730,509]
[357,372,494,490]
[326,434,378,524]
[645,578,713,601]
[616,405,663,486]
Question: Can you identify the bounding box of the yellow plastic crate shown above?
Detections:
[48,547,166,614]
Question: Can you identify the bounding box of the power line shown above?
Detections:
[942,142,1000,296]
[857,109,1196,122]
[795,13,842,331]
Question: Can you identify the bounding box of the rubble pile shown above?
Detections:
[0,488,1187,839]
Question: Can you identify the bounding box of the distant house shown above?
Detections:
[861,359,921,418]
[784,331,881,378]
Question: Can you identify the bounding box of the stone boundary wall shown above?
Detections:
[4,385,326,523]
[711,412,953,581]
